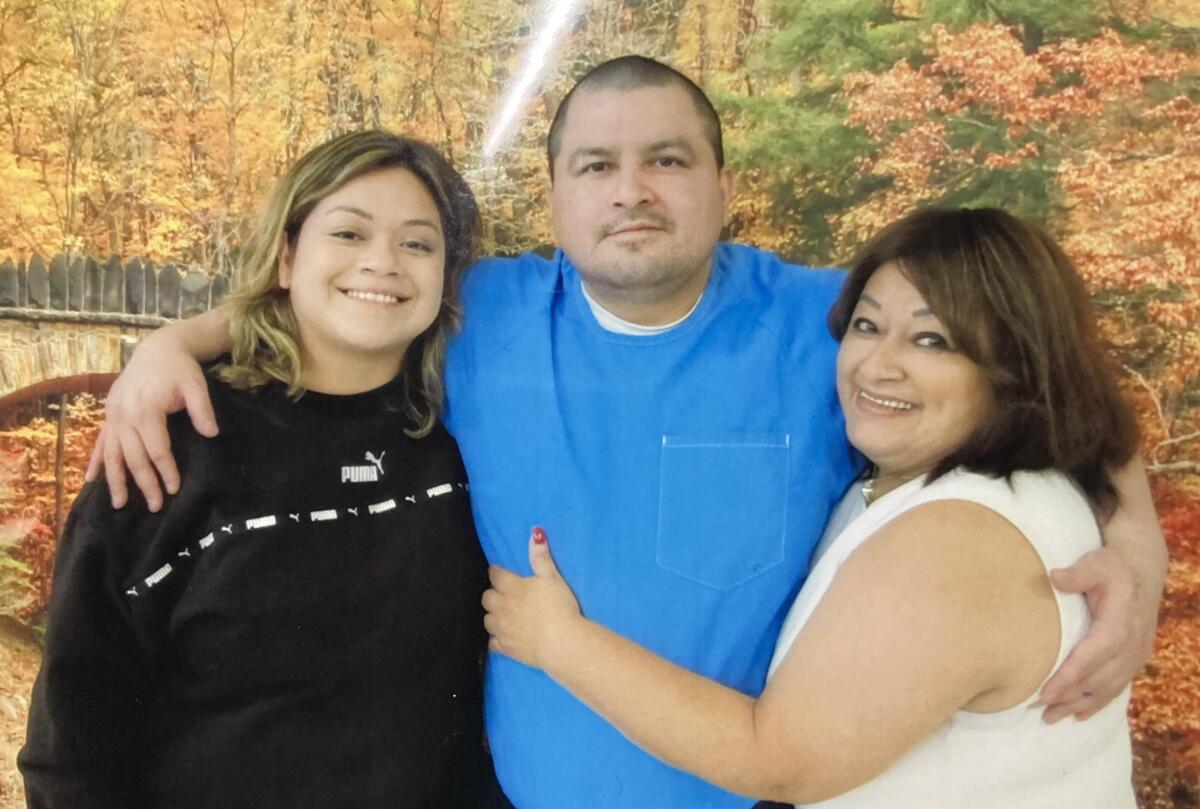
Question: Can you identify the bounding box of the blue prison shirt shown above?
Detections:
[444,243,858,808]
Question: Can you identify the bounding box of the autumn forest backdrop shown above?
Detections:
[0,0,1198,806]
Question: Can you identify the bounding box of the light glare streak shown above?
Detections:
[482,0,585,160]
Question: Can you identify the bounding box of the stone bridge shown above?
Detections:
[0,254,228,404]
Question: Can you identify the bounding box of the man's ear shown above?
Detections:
[547,174,559,236]
[278,238,294,289]
[719,167,735,226]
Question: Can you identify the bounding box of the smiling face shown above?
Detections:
[549,83,733,325]
[836,262,993,489]
[279,166,445,394]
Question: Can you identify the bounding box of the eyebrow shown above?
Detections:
[325,206,441,233]
[567,138,698,168]
[567,147,615,168]
[326,205,373,219]
[646,138,696,159]
[859,294,934,318]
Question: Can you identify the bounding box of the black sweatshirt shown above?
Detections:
[19,370,490,808]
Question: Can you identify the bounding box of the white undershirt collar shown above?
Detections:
[580,282,703,336]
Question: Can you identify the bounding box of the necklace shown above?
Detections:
[863,473,923,505]
[861,476,876,506]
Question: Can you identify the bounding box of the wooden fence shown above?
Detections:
[0,254,229,320]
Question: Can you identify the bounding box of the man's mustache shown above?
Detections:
[602,212,672,236]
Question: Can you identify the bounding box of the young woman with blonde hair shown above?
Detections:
[21,131,491,808]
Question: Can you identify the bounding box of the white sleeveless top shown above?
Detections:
[768,468,1135,809]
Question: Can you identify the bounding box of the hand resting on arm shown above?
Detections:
[484,503,1061,804]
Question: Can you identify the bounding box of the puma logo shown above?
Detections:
[342,450,385,483]
[365,451,385,475]
[145,564,173,588]
[368,499,397,515]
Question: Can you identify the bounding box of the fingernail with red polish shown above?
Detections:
[532,526,548,545]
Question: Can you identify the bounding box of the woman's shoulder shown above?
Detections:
[766,476,1060,754]
[824,471,1065,623]
[856,482,1061,670]
[893,468,1100,568]
[864,493,1033,576]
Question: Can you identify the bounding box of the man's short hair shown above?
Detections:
[546,55,725,179]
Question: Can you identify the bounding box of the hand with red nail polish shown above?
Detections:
[482,526,583,670]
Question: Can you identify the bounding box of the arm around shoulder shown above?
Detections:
[88,304,234,510]
[1038,455,1166,720]
[1100,455,1168,588]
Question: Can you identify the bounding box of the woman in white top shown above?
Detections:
[483,208,1142,807]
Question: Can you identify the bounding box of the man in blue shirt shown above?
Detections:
[444,56,857,807]
[88,56,1167,809]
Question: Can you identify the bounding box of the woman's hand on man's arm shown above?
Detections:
[85,306,234,511]
[482,503,1044,803]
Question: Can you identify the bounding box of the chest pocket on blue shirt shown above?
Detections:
[656,434,790,591]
